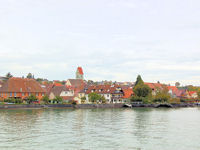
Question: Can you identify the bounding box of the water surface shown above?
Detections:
[0,108,200,150]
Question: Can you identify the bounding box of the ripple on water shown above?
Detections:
[0,108,200,150]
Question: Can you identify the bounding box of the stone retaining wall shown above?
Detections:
[0,103,124,109]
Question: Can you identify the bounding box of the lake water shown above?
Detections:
[0,108,200,150]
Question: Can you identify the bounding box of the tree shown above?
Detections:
[26,94,37,104]
[101,96,106,104]
[81,96,86,104]
[27,73,33,79]
[131,75,152,103]
[133,84,152,98]
[153,87,171,103]
[88,92,106,103]
[42,95,50,104]
[135,75,144,86]
[53,96,63,104]
[88,92,100,103]
[197,90,200,99]
[175,82,180,87]
[6,72,13,78]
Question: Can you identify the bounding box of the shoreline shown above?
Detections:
[0,103,199,109]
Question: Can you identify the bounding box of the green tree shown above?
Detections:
[153,87,171,103]
[88,92,104,103]
[53,96,63,104]
[197,90,200,99]
[6,72,13,78]
[27,73,33,79]
[101,96,106,104]
[81,96,86,104]
[131,75,152,103]
[42,95,50,104]
[26,94,37,104]
[135,75,144,86]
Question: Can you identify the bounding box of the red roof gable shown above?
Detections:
[188,91,197,96]
[123,88,133,98]
[0,77,46,93]
[77,67,83,75]
[54,82,63,86]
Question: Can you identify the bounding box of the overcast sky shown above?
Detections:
[0,0,200,86]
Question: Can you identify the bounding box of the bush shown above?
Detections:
[41,95,50,104]
[169,98,180,104]
[26,95,37,104]
[53,96,63,104]
[130,96,149,104]
[72,101,77,105]
[4,98,23,104]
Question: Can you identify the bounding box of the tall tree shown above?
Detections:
[6,72,13,78]
[135,75,144,86]
[132,75,152,103]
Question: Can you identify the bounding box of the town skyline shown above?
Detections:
[2,66,199,87]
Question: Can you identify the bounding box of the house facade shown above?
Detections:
[85,85,125,103]
[0,77,46,100]
[48,85,75,101]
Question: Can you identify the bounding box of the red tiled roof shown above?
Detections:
[53,82,63,86]
[85,85,122,94]
[49,86,69,97]
[68,79,84,88]
[123,88,133,98]
[167,86,178,92]
[188,91,197,96]
[77,67,83,75]
[0,77,46,93]
[144,82,164,89]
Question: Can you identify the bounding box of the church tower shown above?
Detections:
[76,67,84,80]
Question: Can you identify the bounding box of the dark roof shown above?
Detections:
[0,77,46,93]
[85,85,123,94]
[68,79,84,88]
[50,86,69,97]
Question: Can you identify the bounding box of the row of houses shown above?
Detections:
[144,82,198,99]
[0,77,134,103]
[0,66,198,103]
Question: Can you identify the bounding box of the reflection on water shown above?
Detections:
[0,108,200,150]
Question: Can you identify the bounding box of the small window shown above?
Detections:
[42,93,44,96]
[22,93,24,96]
[10,93,12,97]
[14,93,17,97]
[36,93,38,96]
[29,93,31,96]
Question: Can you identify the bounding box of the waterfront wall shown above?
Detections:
[0,103,198,109]
[0,103,124,109]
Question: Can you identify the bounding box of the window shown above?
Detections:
[42,93,44,96]
[22,93,24,96]
[36,93,38,96]
[10,93,12,97]
[29,93,31,96]
[14,93,17,97]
